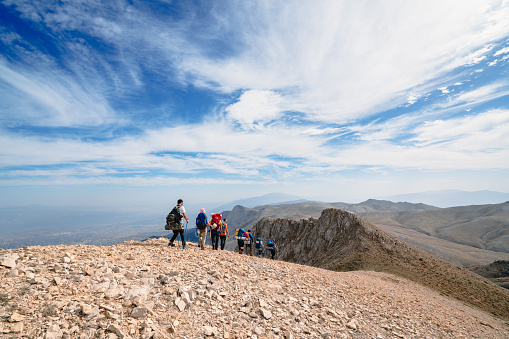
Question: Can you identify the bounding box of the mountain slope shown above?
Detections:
[222,200,509,266]
[360,201,509,253]
[1,239,508,337]
[252,208,509,319]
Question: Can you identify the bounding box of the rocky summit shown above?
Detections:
[0,236,508,338]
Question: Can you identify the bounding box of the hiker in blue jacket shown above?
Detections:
[255,237,264,257]
[236,228,247,254]
[266,239,277,259]
[195,208,209,250]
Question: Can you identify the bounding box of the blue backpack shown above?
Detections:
[255,238,262,249]
[267,240,274,249]
[196,212,207,230]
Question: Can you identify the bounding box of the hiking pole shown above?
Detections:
[183,221,188,250]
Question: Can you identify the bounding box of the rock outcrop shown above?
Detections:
[253,208,509,319]
[1,238,508,338]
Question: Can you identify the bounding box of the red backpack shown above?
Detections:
[210,214,221,231]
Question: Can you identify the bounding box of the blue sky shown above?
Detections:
[1,0,509,210]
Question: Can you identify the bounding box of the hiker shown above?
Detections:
[267,239,278,259]
[195,208,209,250]
[255,237,264,257]
[219,218,229,250]
[210,213,221,250]
[235,228,247,254]
[168,199,189,248]
[245,230,254,256]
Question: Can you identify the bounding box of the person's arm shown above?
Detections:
[182,211,189,223]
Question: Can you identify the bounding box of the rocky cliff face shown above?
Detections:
[252,208,509,319]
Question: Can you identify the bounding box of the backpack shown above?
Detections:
[235,228,245,239]
[210,213,221,232]
[196,212,207,230]
[255,238,262,249]
[165,206,182,230]
[267,240,274,249]
[219,221,227,235]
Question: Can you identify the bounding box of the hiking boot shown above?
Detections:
[168,242,176,247]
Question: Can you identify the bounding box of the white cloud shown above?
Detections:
[4,0,509,125]
[494,46,509,56]
[179,1,509,122]
[407,94,421,105]
[445,82,509,108]
[225,90,284,129]
[463,44,494,66]
[438,87,450,94]
[411,109,509,149]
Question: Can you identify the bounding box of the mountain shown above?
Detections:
[472,261,509,289]
[211,193,306,212]
[380,190,509,208]
[221,200,509,267]
[357,202,509,254]
[252,208,509,319]
[1,239,508,337]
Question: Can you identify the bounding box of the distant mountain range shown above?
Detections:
[211,193,306,212]
[380,190,509,208]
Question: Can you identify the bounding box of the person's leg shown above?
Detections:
[199,229,206,249]
[220,235,226,250]
[237,240,243,254]
[271,249,275,259]
[169,231,178,246]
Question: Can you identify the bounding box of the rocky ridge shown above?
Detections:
[222,201,509,268]
[253,208,509,319]
[1,238,509,338]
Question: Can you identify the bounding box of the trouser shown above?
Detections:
[269,248,276,259]
[211,232,219,250]
[220,235,227,250]
[198,229,207,249]
[256,248,263,257]
[170,229,185,247]
[237,239,245,254]
[245,243,252,256]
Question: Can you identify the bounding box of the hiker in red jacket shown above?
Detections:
[210,213,221,250]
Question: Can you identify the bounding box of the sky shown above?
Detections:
[1,0,509,211]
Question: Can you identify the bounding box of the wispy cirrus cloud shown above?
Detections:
[1,0,509,206]
[0,59,117,126]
